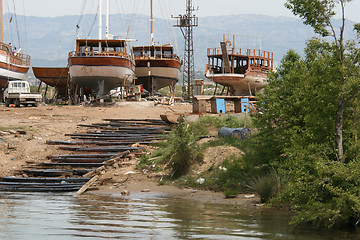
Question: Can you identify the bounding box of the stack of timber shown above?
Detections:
[0,119,171,192]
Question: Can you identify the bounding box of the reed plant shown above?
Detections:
[248,172,280,203]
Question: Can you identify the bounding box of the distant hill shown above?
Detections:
[3,13,355,73]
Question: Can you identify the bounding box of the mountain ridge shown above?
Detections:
[3,13,355,73]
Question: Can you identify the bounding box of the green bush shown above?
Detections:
[249,172,280,203]
[162,120,203,178]
[275,144,360,228]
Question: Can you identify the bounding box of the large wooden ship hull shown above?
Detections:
[135,58,180,93]
[32,67,69,96]
[205,39,273,96]
[205,68,269,95]
[69,56,135,95]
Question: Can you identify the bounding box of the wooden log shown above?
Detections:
[76,175,100,195]
[0,177,90,183]
[58,146,141,152]
[82,150,131,178]
[51,158,109,163]
[48,153,118,159]
[40,162,105,168]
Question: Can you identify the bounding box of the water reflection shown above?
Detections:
[0,192,359,239]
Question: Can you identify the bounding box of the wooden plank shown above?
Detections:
[193,98,207,114]
[83,150,130,178]
[58,146,141,152]
[211,98,218,114]
[211,95,257,100]
[48,153,118,159]
[0,186,82,192]
[76,175,99,195]
[0,177,90,183]
[51,158,109,163]
[220,42,231,73]
[40,162,105,167]
[234,99,242,113]
[193,95,212,100]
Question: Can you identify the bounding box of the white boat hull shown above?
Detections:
[0,51,30,85]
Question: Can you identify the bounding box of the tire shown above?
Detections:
[32,103,38,107]
[15,99,20,108]
[5,98,9,107]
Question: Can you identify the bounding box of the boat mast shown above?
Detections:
[150,0,154,46]
[1,0,3,43]
[106,0,110,39]
[99,0,102,52]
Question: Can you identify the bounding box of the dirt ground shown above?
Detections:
[0,101,258,205]
[0,101,190,175]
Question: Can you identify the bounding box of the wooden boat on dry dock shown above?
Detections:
[132,0,181,94]
[32,67,69,97]
[0,0,30,89]
[205,35,274,96]
[68,0,135,97]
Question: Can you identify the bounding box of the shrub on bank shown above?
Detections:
[162,120,203,178]
[138,115,263,198]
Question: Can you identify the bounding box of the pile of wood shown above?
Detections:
[0,119,171,193]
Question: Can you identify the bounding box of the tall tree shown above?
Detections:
[285,0,360,161]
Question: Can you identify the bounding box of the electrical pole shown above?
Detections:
[173,0,198,99]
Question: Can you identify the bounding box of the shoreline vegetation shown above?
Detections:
[79,113,262,206]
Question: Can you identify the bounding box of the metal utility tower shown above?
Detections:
[173,0,198,99]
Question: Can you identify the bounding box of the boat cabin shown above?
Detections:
[207,48,274,75]
[0,42,30,66]
[132,45,176,59]
[72,39,128,56]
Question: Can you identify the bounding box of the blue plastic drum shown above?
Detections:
[218,127,251,140]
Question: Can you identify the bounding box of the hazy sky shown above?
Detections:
[5,0,360,22]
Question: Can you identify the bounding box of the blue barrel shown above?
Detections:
[218,127,251,140]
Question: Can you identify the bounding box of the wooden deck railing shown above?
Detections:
[68,51,133,61]
[0,42,31,66]
[207,47,273,60]
[133,53,180,61]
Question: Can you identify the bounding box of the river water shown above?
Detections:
[0,192,359,240]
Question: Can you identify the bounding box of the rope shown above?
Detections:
[158,0,180,55]
[11,0,21,49]
[22,0,28,53]
[77,0,87,27]
[75,0,87,38]
[87,4,99,39]
[121,0,145,40]
[5,1,14,48]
